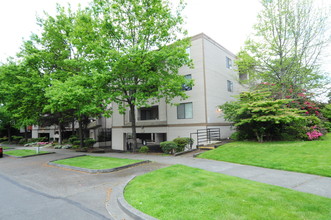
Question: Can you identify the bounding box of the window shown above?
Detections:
[226,57,232,69]
[227,80,233,92]
[239,73,248,81]
[177,102,193,119]
[97,128,112,142]
[182,74,192,91]
[138,106,159,120]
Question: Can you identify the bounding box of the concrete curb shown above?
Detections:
[48,155,151,174]
[117,176,158,220]
[174,149,197,156]
[4,152,55,158]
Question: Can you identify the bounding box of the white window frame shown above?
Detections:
[177,102,193,119]
[227,80,233,92]
[226,56,232,69]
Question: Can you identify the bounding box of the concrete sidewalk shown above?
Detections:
[3,144,331,198]
[99,151,331,199]
[102,150,331,219]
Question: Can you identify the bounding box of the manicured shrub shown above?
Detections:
[306,125,323,140]
[160,141,177,154]
[84,138,96,148]
[0,137,8,142]
[18,138,27,145]
[69,136,79,144]
[72,140,81,146]
[27,137,47,143]
[37,137,47,142]
[11,135,23,144]
[220,90,321,142]
[323,121,331,132]
[139,146,149,153]
[12,135,23,141]
[173,137,194,152]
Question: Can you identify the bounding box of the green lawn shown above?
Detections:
[1,146,11,150]
[4,149,49,157]
[198,134,331,177]
[125,165,331,220]
[53,156,143,170]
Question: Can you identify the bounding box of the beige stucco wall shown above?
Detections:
[167,36,207,125]
[203,35,244,124]
[110,33,246,150]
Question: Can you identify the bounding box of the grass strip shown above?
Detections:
[1,147,11,150]
[198,134,331,177]
[4,149,49,157]
[125,165,331,220]
[52,155,143,170]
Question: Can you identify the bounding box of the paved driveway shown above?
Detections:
[0,150,166,220]
[1,147,331,220]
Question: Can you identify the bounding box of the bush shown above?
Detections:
[18,139,27,145]
[72,140,81,146]
[11,135,23,144]
[173,137,193,152]
[0,137,8,142]
[322,121,331,132]
[37,137,47,142]
[54,145,63,149]
[160,141,177,154]
[139,146,149,153]
[69,136,79,144]
[71,145,80,149]
[84,138,96,148]
[27,137,47,143]
[230,131,245,141]
[12,135,23,141]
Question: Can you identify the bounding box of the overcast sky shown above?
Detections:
[0,0,330,74]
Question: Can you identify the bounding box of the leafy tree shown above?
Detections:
[27,5,107,147]
[0,59,46,141]
[238,0,330,98]
[89,0,193,151]
[0,105,15,142]
[220,91,319,142]
[44,76,106,148]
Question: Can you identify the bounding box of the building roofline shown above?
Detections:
[190,33,237,58]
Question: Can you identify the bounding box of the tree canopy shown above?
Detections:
[87,0,192,151]
[237,0,330,98]
[0,0,192,150]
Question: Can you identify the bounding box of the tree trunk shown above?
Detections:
[255,130,264,143]
[129,104,138,152]
[78,119,84,148]
[7,126,11,142]
[72,120,75,136]
[24,126,28,142]
[58,122,62,145]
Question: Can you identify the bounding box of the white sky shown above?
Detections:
[0,0,330,75]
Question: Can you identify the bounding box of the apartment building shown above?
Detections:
[111,33,246,151]
[30,33,246,149]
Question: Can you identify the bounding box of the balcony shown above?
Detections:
[87,118,103,129]
[137,106,159,121]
